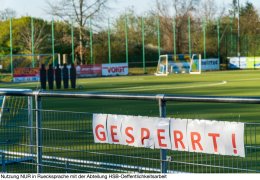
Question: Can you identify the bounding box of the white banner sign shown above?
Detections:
[102,63,128,76]
[228,57,247,69]
[201,59,220,71]
[93,114,245,157]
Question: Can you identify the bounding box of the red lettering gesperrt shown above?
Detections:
[95,124,107,142]
[232,133,238,154]
[190,132,203,151]
[110,125,119,143]
[157,129,167,148]
[208,133,220,152]
[173,130,185,150]
[141,128,150,145]
[125,127,135,144]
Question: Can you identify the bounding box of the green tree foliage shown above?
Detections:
[1,1,260,68]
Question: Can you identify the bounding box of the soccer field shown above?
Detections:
[2,70,260,95]
[1,70,260,173]
[1,70,260,121]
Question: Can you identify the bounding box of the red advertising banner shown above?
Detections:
[14,68,39,77]
[76,64,102,77]
[13,67,40,82]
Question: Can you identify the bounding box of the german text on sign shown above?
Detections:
[93,114,245,157]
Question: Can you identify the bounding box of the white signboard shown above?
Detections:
[229,57,247,69]
[102,63,128,76]
[93,114,245,157]
[201,59,220,71]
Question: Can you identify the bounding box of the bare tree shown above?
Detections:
[199,0,227,21]
[154,0,200,53]
[46,0,109,64]
[0,8,16,20]
[17,18,50,54]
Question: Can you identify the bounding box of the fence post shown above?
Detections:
[52,18,55,66]
[31,17,35,68]
[89,19,93,64]
[173,19,177,60]
[108,18,111,64]
[1,153,6,173]
[71,21,75,65]
[28,96,34,155]
[125,16,129,64]
[9,18,13,81]
[188,16,192,57]
[158,94,167,173]
[157,17,161,57]
[35,93,43,173]
[141,17,146,73]
[203,18,207,59]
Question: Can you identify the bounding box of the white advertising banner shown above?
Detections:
[229,57,247,69]
[93,114,245,157]
[201,59,220,71]
[102,63,128,76]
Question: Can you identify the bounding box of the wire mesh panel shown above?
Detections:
[0,96,35,173]
[166,122,260,173]
[0,91,260,173]
[38,110,164,173]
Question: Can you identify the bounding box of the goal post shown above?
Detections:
[154,54,201,76]
[189,54,202,74]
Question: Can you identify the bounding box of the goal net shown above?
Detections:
[155,54,201,76]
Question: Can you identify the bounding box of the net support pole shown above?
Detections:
[230,17,233,56]
[89,19,93,64]
[9,18,13,80]
[31,17,35,68]
[52,18,55,66]
[108,18,111,64]
[142,17,146,73]
[203,18,207,59]
[71,21,75,64]
[125,16,129,64]
[173,19,177,61]
[217,19,220,59]
[188,16,191,57]
[157,17,161,57]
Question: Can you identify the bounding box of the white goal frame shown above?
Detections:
[154,54,201,76]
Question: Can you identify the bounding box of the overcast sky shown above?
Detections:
[1,0,260,20]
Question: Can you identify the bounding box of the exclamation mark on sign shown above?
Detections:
[232,133,238,154]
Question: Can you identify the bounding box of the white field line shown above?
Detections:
[227,77,260,82]
[105,81,227,92]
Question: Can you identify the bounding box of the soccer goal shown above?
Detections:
[155,54,201,76]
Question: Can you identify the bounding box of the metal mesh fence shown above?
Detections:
[0,92,260,173]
